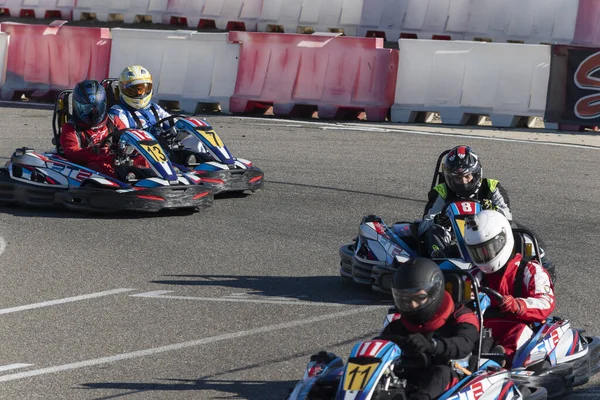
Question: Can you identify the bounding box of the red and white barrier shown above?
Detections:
[73,0,168,23]
[229,31,398,120]
[573,0,600,46]
[0,21,111,99]
[109,28,239,113]
[391,39,550,127]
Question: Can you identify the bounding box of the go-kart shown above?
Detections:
[0,90,214,213]
[339,150,555,293]
[477,286,600,398]
[429,260,600,399]
[288,267,548,399]
[148,114,264,195]
[101,78,264,195]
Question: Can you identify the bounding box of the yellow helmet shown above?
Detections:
[118,65,153,110]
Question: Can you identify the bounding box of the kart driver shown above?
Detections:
[377,257,480,400]
[60,79,148,180]
[108,65,171,131]
[464,210,555,367]
[108,65,212,163]
[418,145,512,257]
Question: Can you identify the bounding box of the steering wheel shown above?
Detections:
[99,128,135,149]
[148,114,191,136]
[479,286,504,303]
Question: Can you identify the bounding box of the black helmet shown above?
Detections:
[391,257,445,325]
[443,146,482,198]
[72,80,107,128]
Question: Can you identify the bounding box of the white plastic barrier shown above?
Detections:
[73,0,168,23]
[162,0,207,27]
[391,39,550,127]
[163,0,262,30]
[0,0,75,19]
[257,0,363,35]
[108,28,240,113]
[357,0,470,40]
[0,32,7,86]
[202,0,262,31]
[465,0,578,43]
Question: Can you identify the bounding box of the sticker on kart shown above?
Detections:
[140,143,168,162]
[343,362,379,391]
[196,129,224,147]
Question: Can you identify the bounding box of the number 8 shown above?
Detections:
[462,202,472,212]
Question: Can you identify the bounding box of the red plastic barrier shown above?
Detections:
[0,21,111,99]
[228,32,398,121]
[573,0,600,46]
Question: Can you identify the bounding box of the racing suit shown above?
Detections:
[60,121,117,178]
[378,291,480,400]
[417,179,512,256]
[473,253,556,366]
[108,102,171,131]
[60,120,149,179]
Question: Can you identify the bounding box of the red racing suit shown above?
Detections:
[60,121,117,178]
[473,253,556,365]
[378,292,480,399]
[60,121,149,179]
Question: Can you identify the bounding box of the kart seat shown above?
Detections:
[101,78,120,108]
[52,89,74,156]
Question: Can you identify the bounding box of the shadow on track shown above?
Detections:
[267,180,427,203]
[0,205,200,219]
[78,331,380,400]
[152,274,392,305]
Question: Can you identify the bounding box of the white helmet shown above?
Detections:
[464,210,514,274]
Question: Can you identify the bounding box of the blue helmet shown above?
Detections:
[72,80,107,128]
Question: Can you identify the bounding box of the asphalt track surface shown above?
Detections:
[0,106,599,399]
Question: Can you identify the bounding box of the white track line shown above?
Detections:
[130,290,379,306]
[0,364,32,373]
[0,305,381,382]
[235,116,600,150]
[0,289,136,315]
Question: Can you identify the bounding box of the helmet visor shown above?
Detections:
[466,230,507,264]
[75,101,106,125]
[121,82,152,99]
[392,274,443,313]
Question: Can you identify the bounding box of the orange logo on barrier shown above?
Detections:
[574,51,600,119]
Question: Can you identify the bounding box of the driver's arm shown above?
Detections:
[154,104,174,128]
[515,260,555,323]
[418,189,446,236]
[108,107,130,130]
[60,123,104,164]
[433,306,479,360]
[491,182,512,221]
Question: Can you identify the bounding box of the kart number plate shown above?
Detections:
[141,144,168,162]
[343,362,379,391]
[197,129,224,147]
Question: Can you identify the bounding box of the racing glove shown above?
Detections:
[481,199,498,211]
[404,333,437,355]
[433,213,451,228]
[500,295,526,316]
